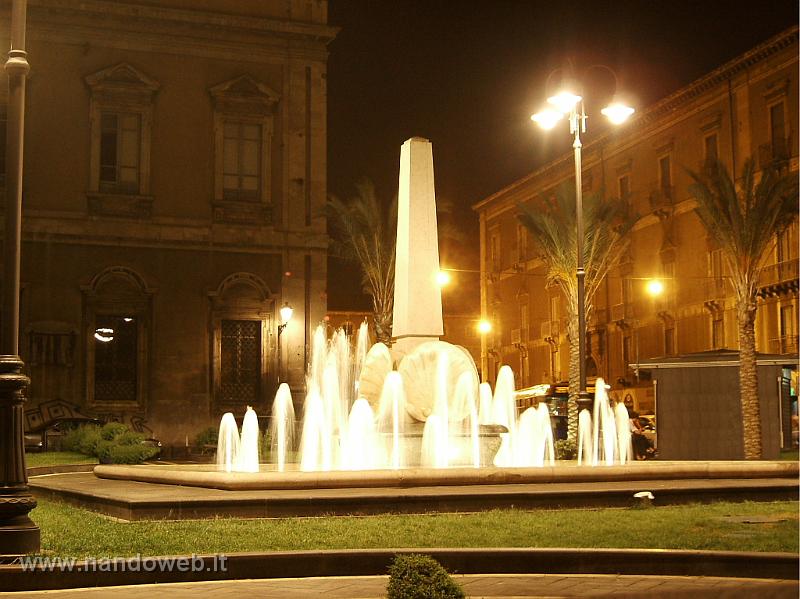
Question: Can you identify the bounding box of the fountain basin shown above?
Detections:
[93,460,799,492]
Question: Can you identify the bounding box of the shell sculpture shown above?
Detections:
[398,340,479,422]
[356,342,393,410]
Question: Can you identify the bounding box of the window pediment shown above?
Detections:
[210,75,280,116]
[85,63,160,106]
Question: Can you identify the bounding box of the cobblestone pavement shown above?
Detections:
[2,574,797,598]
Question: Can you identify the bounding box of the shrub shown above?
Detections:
[194,426,218,449]
[108,444,159,464]
[555,438,577,460]
[115,431,146,446]
[77,425,102,456]
[61,425,84,453]
[386,554,464,599]
[101,421,128,441]
[95,439,114,462]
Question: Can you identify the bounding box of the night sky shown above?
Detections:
[325,0,798,310]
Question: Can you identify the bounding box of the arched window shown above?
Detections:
[209,273,275,409]
[82,267,153,410]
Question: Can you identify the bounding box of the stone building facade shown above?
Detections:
[473,27,798,412]
[0,1,336,444]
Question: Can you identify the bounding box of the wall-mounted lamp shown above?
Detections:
[278,302,293,336]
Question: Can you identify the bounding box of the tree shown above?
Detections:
[688,158,798,459]
[328,179,397,343]
[518,186,635,441]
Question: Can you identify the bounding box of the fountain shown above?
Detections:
[81,135,797,516]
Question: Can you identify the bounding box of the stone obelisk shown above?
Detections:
[391,137,443,359]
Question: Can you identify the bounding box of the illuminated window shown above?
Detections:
[100,112,141,193]
[223,121,262,201]
[85,64,158,199]
[210,75,279,222]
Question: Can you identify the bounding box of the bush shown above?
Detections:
[194,426,218,449]
[115,431,146,446]
[386,554,464,599]
[555,438,577,460]
[101,421,128,441]
[108,444,159,464]
[77,425,103,456]
[61,425,84,453]
[95,439,114,462]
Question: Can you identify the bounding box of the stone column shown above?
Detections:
[391,137,443,360]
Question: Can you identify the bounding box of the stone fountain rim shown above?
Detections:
[93,461,799,492]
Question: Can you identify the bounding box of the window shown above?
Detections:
[490,233,500,271]
[210,273,273,408]
[210,75,279,223]
[664,327,675,356]
[658,155,672,197]
[85,64,158,210]
[622,335,632,370]
[83,266,153,410]
[520,303,529,340]
[100,113,141,193]
[704,133,718,164]
[550,296,559,323]
[94,315,138,402]
[223,121,262,201]
[220,320,262,403]
[770,102,786,151]
[712,316,724,349]
[516,224,528,263]
[618,174,630,199]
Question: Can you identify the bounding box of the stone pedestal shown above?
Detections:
[391,137,443,360]
[0,355,39,559]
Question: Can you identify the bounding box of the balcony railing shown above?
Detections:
[758,259,799,288]
[758,136,792,169]
[770,335,799,355]
[704,277,728,301]
[540,320,559,340]
[648,185,675,211]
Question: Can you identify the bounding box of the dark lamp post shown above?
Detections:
[0,0,39,559]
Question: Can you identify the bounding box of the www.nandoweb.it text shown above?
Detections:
[20,553,228,573]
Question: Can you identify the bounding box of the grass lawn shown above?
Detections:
[778,448,798,461]
[26,452,98,468]
[31,499,798,558]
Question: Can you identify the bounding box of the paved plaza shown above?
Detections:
[2,574,798,598]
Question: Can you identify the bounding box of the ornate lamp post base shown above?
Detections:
[576,390,593,413]
[0,355,39,559]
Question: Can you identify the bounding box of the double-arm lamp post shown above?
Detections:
[531,73,634,410]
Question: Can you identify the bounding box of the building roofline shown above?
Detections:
[472,25,799,213]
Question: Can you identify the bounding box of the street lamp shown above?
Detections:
[531,74,634,413]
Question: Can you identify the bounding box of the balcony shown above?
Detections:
[704,277,728,300]
[757,260,799,298]
[611,302,634,323]
[540,320,559,340]
[758,137,792,170]
[648,185,674,212]
[770,335,799,355]
[510,327,529,346]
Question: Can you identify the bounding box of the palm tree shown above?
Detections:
[328,179,397,343]
[518,186,635,442]
[688,158,798,459]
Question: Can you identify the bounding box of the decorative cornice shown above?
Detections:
[473,25,799,213]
